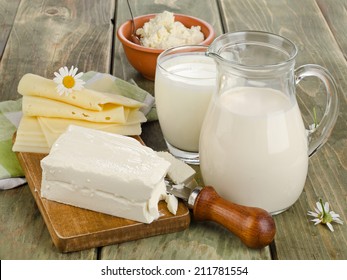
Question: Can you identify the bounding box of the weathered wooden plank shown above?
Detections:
[316,0,347,60]
[219,0,347,260]
[0,0,21,59]
[101,221,271,260]
[0,185,97,259]
[0,0,116,259]
[0,0,115,101]
[105,0,272,260]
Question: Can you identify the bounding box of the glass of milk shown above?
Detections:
[155,45,216,164]
[200,31,339,214]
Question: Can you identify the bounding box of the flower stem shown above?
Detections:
[319,198,326,216]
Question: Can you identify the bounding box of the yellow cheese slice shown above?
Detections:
[13,116,143,153]
[18,73,144,111]
[15,116,45,139]
[38,117,142,146]
[12,116,50,153]
[22,96,129,124]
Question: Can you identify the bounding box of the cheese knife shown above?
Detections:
[166,180,276,249]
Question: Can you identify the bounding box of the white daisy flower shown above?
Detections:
[53,66,85,96]
[308,199,343,232]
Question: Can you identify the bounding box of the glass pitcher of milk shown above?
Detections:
[199,31,339,214]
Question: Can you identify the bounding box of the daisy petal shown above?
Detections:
[308,211,319,217]
[331,212,340,218]
[74,72,84,79]
[58,67,64,76]
[316,202,323,212]
[69,66,76,76]
[63,66,69,75]
[312,219,322,225]
[53,77,59,83]
[53,71,61,78]
[326,223,334,232]
[324,202,329,212]
[333,217,343,223]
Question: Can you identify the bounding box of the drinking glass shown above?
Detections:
[155,45,216,164]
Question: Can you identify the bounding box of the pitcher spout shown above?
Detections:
[205,49,222,61]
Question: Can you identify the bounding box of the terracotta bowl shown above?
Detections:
[117,14,215,81]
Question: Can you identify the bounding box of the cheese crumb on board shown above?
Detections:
[165,194,178,215]
[40,125,171,224]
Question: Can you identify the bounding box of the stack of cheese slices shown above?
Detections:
[12,73,146,153]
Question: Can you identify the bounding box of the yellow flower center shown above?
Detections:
[62,76,75,89]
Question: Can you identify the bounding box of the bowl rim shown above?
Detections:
[116,13,215,53]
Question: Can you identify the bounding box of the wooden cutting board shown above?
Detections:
[16,146,190,253]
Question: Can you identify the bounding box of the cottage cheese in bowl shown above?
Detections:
[136,11,204,49]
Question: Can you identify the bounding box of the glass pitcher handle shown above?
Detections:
[295,64,339,157]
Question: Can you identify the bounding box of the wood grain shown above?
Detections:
[316,0,347,60]
[0,0,115,101]
[102,220,272,260]
[219,0,347,260]
[0,0,21,59]
[0,186,98,259]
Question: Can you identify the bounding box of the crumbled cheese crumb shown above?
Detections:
[165,193,178,215]
[136,11,204,49]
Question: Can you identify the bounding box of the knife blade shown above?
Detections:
[165,179,276,249]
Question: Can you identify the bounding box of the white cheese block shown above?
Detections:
[157,151,196,184]
[40,125,171,223]
[41,178,166,223]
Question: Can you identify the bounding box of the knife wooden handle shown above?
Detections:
[192,186,276,249]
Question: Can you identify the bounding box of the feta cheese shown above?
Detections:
[157,151,196,184]
[136,11,204,49]
[40,125,171,224]
[165,194,178,215]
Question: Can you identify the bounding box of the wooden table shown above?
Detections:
[0,0,346,260]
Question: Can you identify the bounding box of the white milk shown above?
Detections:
[199,87,308,213]
[155,54,216,152]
